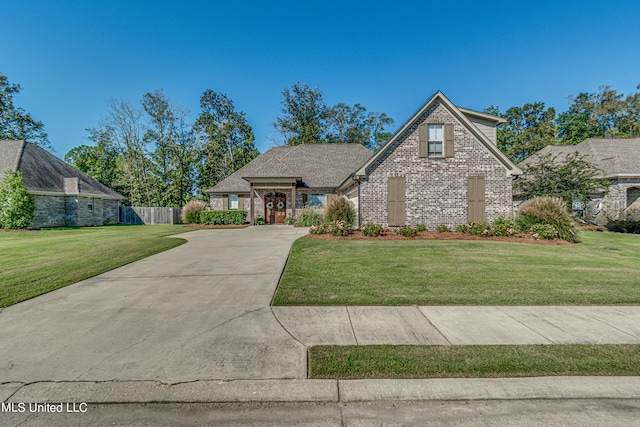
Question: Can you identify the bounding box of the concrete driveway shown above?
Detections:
[0,226,309,383]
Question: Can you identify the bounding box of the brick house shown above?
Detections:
[0,140,122,227]
[517,138,640,224]
[207,92,522,228]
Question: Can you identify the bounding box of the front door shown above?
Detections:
[265,192,286,224]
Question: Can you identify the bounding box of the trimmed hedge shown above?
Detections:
[200,210,247,225]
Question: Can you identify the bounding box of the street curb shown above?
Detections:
[5,377,640,404]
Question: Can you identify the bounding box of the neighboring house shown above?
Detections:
[207,91,522,228]
[518,138,640,224]
[0,140,122,227]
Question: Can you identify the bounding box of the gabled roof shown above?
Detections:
[0,140,122,199]
[353,91,522,178]
[207,143,373,194]
[518,138,640,179]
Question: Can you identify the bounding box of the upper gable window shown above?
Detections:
[428,125,443,156]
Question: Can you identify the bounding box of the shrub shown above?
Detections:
[324,196,356,228]
[529,223,558,240]
[0,170,35,229]
[467,222,492,236]
[295,206,324,227]
[606,209,640,234]
[396,226,416,237]
[361,222,384,237]
[181,199,208,224]
[517,196,580,243]
[255,217,266,225]
[491,219,520,237]
[455,223,470,233]
[284,217,293,225]
[436,224,451,233]
[200,210,247,225]
[329,220,350,236]
[416,223,427,232]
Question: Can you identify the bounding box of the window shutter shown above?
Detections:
[418,124,428,158]
[237,195,244,211]
[444,123,454,158]
[467,176,486,222]
[388,178,397,225]
[222,195,228,210]
[387,177,406,226]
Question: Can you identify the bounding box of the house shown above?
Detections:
[518,138,640,224]
[207,91,522,228]
[0,140,122,227]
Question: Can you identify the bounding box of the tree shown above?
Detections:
[0,72,51,150]
[492,102,557,162]
[65,127,122,193]
[557,85,640,144]
[515,152,608,207]
[274,83,328,145]
[195,90,258,192]
[325,103,394,150]
[0,170,35,229]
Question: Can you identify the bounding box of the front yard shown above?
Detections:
[273,231,640,305]
[0,225,190,308]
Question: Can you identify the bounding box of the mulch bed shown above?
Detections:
[303,230,571,245]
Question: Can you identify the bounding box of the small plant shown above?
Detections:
[491,219,520,236]
[416,223,427,232]
[436,224,451,233]
[455,223,470,233]
[295,206,324,227]
[361,222,384,237]
[324,196,356,229]
[284,217,293,225]
[467,222,492,236]
[181,199,208,224]
[529,223,558,240]
[255,217,266,225]
[517,196,580,243]
[396,225,417,237]
[329,220,350,236]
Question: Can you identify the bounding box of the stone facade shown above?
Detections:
[31,195,120,228]
[359,102,513,229]
[587,178,640,224]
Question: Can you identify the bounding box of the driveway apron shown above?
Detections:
[0,226,309,383]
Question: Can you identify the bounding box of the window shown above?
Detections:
[88,198,94,211]
[228,194,238,210]
[428,124,443,156]
[307,194,326,207]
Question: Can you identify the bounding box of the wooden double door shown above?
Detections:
[265,192,287,224]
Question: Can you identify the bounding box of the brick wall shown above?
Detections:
[31,195,120,227]
[359,102,513,229]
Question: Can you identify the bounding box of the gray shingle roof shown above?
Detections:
[207,144,373,193]
[519,138,640,178]
[0,140,122,199]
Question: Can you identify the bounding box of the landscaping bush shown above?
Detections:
[396,226,417,237]
[0,170,34,229]
[517,196,580,243]
[361,222,384,237]
[606,209,640,234]
[181,199,208,224]
[416,223,427,232]
[284,217,293,225]
[309,220,351,236]
[436,224,451,233]
[529,223,558,240]
[491,219,520,237]
[200,210,247,225]
[324,196,356,228]
[455,223,470,233]
[295,206,324,227]
[467,222,492,236]
[255,217,266,225]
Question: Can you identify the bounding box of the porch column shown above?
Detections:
[250,184,255,225]
[291,183,296,220]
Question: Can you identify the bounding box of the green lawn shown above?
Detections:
[273,231,640,305]
[0,225,191,308]
[308,344,640,379]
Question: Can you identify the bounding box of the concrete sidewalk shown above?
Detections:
[272,305,640,345]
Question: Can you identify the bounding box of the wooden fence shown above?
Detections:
[119,206,183,225]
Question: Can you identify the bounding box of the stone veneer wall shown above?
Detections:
[359,102,513,229]
[31,195,120,227]
[587,178,640,224]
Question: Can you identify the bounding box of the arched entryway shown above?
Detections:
[265,192,287,224]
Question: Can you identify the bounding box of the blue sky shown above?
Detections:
[2,1,639,157]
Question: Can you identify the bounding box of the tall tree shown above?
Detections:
[194,90,258,192]
[273,83,328,145]
[0,72,51,150]
[557,86,640,144]
[325,103,394,150]
[491,102,557,163]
